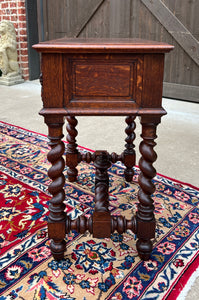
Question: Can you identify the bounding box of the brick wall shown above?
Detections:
[0,0,29,80]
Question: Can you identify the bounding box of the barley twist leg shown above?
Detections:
[66,116,79,182]
[123,116,136,182]
[45,116,66,260]
[136,116,161,260]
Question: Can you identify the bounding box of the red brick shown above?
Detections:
[6,8,11,14]
[19,36,27,42]
[3,16,10,20]
[19,29,27,35]
[17,8,26,15]
[18,22,27,28]
[11,9,17,14]
[22,69,29,74]
[2,3,9,9]
[22,70,29,77]
[22,70,29,76]
[11,16,18,22]
[18,15,26,21]
[20,42,28,48]
[18,1,26,8]
[10,2,17,8]
[20,49,28,55]
[21,56,28,62]
[21,62,29,68]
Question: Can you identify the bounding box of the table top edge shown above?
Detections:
[33,38,174,53]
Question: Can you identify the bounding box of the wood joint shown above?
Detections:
[136,217,156,240]
[48,222,66,240]
[93,211,111,238]
[123,151,136,167]
[66,152,79,168]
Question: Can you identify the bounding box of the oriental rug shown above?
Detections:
[0,121,198,300]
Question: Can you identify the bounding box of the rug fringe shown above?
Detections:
[177,266,199,300]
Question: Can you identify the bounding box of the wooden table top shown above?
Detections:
[33,38,174,53]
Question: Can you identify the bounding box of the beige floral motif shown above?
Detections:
[0,183,22,198]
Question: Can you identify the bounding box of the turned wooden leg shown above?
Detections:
[45,116,66,260]
[123,116,136,182]
[66,116,79,182]
[136,116,161,261]
[93,151,111,238]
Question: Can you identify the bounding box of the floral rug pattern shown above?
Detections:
[0,121,198,300]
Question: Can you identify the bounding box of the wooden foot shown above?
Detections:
[45,115,66,260]
[50,239,66,260]
[123,116,136,182]
[66,116,79,182]
[136,115,161,260]
[136,239,153,261]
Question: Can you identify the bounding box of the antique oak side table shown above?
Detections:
[33,38,173,261]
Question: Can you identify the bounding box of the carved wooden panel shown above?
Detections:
[63,54,143,112]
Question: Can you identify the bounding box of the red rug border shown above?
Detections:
[1,120,198,191]
[166,253,199,300]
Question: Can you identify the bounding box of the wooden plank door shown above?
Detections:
[141,0,199,102]
[37,0,199,102]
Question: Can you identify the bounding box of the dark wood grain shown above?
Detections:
[41,54,63,108]
[74,63,131,97]
[142,54,165,108]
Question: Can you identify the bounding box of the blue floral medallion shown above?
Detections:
[72,240,116,274]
